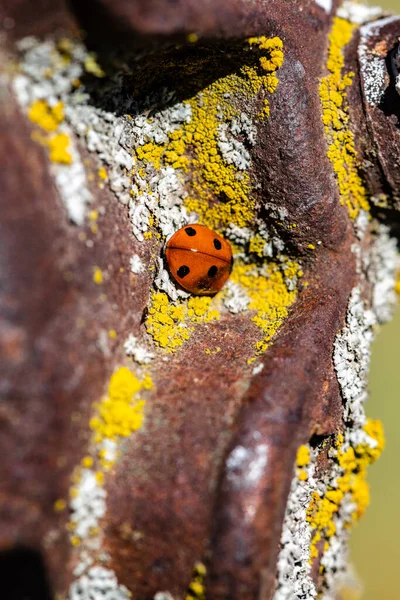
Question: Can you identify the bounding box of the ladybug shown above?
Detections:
[165,224,233,295]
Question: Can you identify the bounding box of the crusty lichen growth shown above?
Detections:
[67,366,152,554]
[139,35,299,356]
[15,35,301,360]
[320,17,369,219]
[145,292,220,352]
[28,99,64,132]
[230,259,301,355]
[89,366,150,451]
[273,420,385,600]
[307,420,385,562]
[135,36,284,232]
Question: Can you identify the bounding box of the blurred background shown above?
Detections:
[350,298,400,599]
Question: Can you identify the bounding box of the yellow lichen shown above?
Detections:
[135,36,284,233]
[230,259,301,354]
[93,266,103,284]
[186,562,207,600]
[136,142,165,169]
[358,418,385,461]
[95,471,105,486]
[248,233,267,257]
[320,18,369,219]
[307,420,385,563]
[296,445,311,468]
[248,36,284,69]
[98,166,108,180]
[67,367,153,547]
[205,346,221,355]
[131,37,294,357]
[89,367,149,446]
[28,100,73,164]
[70,535,81,547]
[81,456,94,468]
[53,498,67,512]
[84,53,105,78]
[28,99,64,132]
[298,469,308,482]
[145,292,220,352]
[395,272,400,296]
[48,132,73,164]
[187,33,199,44]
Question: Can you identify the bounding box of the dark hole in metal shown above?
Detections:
[0,547,53,600]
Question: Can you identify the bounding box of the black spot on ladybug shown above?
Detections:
[177,265,190,278]
[185,227,196,237]
[208,265,218,278]
[213,238,222,250]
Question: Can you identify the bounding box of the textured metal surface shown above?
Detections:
[208,238,355,600]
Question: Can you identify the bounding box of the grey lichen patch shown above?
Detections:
[13,38,93,224]
[217,112,257,170]
[69,565,131,600]
[13,37,191,239]
[123,334,155,364]
[337,1,386,25]
[358,16,399,107]
[366,225,399,323]
[333,286,375,426]
[273,446,320,600]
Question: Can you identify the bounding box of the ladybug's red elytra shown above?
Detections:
[165,224,233,295]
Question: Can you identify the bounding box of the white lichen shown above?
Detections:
[366,225,399,323]
[69,566,131,600]
[14,37,192,240]
[225,224,252,245]
[337,1,385,24]
[51,128,93,225]
[13,39,93,224]
[333,287,375,426]
[358,16,399,106]
[273,448,319,600]
[354,209,369,240]
[217,122,251,170]
[315,0,332,12]
[99,439,118,465]
[129,254,145,274]
[252,362,264,376]
[217,113,256,171]
[70,469,107,540]
[124,334,155,364]
[222,279,251,314]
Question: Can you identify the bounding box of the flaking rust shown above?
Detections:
[0,1,400,600]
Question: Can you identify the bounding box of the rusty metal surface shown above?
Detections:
[69,0,339,41]
[208,238,355,600]
[0,88,153,594]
